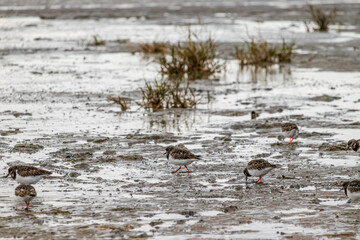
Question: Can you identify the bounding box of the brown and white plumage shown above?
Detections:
[165,145,200,173]
[5,165,51,185]
[15,185,37,209]
[343,180,360,202]
[243,159,277,183]
[279,123,299,144]
[347,139,360,151]
[251,111,259,120]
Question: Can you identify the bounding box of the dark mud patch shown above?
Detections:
[125,133,183,145]
[1,110,32,118]
[103,150,116,156]
[319,143,347,152]
[300,132,335,138]
[87,137,110,144]
[309,95,341,102]
[223,205,238,213]
[212,110,248,117]
[149,219,163,227]
[11,143,44,154]
[118,155,143,161]
[252,153,272,158]
[0,128,23,136]
[51,147,95,162]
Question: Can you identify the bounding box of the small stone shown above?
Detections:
[224,206,238,213]
[149,220,163,227]
[69,172,81,178]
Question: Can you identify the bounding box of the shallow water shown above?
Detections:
[1,1,360,239]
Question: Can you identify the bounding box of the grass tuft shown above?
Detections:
[235,39,295,67]
[157,33,224,80]
[138,42,168,54]
[87,35,105,46]
[277,40,295,63]
[108,96,131,111]
[140,79,198,111]
[307,4,336,32]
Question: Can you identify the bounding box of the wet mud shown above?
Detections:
[1,0,360,239]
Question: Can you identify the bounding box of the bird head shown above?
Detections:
[165,146,175,159]
[243,168,251,181]
[5,166,17,179]
[342,181,350,197]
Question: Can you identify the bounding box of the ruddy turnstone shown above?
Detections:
[5,165,51,185]
[15,185,37,210]
[165,145,200,174]
[279,123,299,144]
[342,180,360,202]
[347,139,360,151]
[243,159,277,183]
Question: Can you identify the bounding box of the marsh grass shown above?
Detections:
[140,78,198,111]
[108,96,131,111]
[235,39,295,67]
[87,35,105,46]
[306,4,336,32]
[278,41,295,63]
[157,33,224,80]
[138,42,168,54]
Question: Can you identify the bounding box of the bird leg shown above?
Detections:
[256,176,262,183]
[290,137,293,144]
[25,201,29,210]
[173,166,182,173]
[185,165,191,174]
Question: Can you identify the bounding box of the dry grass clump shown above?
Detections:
[235,39,295,67]
[138,42,168,54]
[108,96,131,111]
[87,35,105,46]
[157,34,223,80]
[306,4,336,32]
[140,79,198,111]
[277,41,295,63]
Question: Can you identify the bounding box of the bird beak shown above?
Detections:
[164,152,167,155]
[3,173,9,178]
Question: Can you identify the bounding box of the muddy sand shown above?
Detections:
[1,0,360,239]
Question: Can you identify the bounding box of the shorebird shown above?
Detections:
[243,159,277,183]
[343,180,360,201]
[165,145,200,174]
[342,180,360,202]
[15,185,37,210]
[347,139,360,151]
[5,165,51,185]
[279,123,299,144]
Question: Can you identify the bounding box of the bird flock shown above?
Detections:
[4,121,360,210]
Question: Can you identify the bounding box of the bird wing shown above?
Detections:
[17,165,51,177]
[170,147,200,160]
[281,123,298,132]
[348,180,360,193]
[247,159,274,170]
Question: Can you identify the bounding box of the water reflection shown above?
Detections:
[144,109,200,133]
[237,64,292,83]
